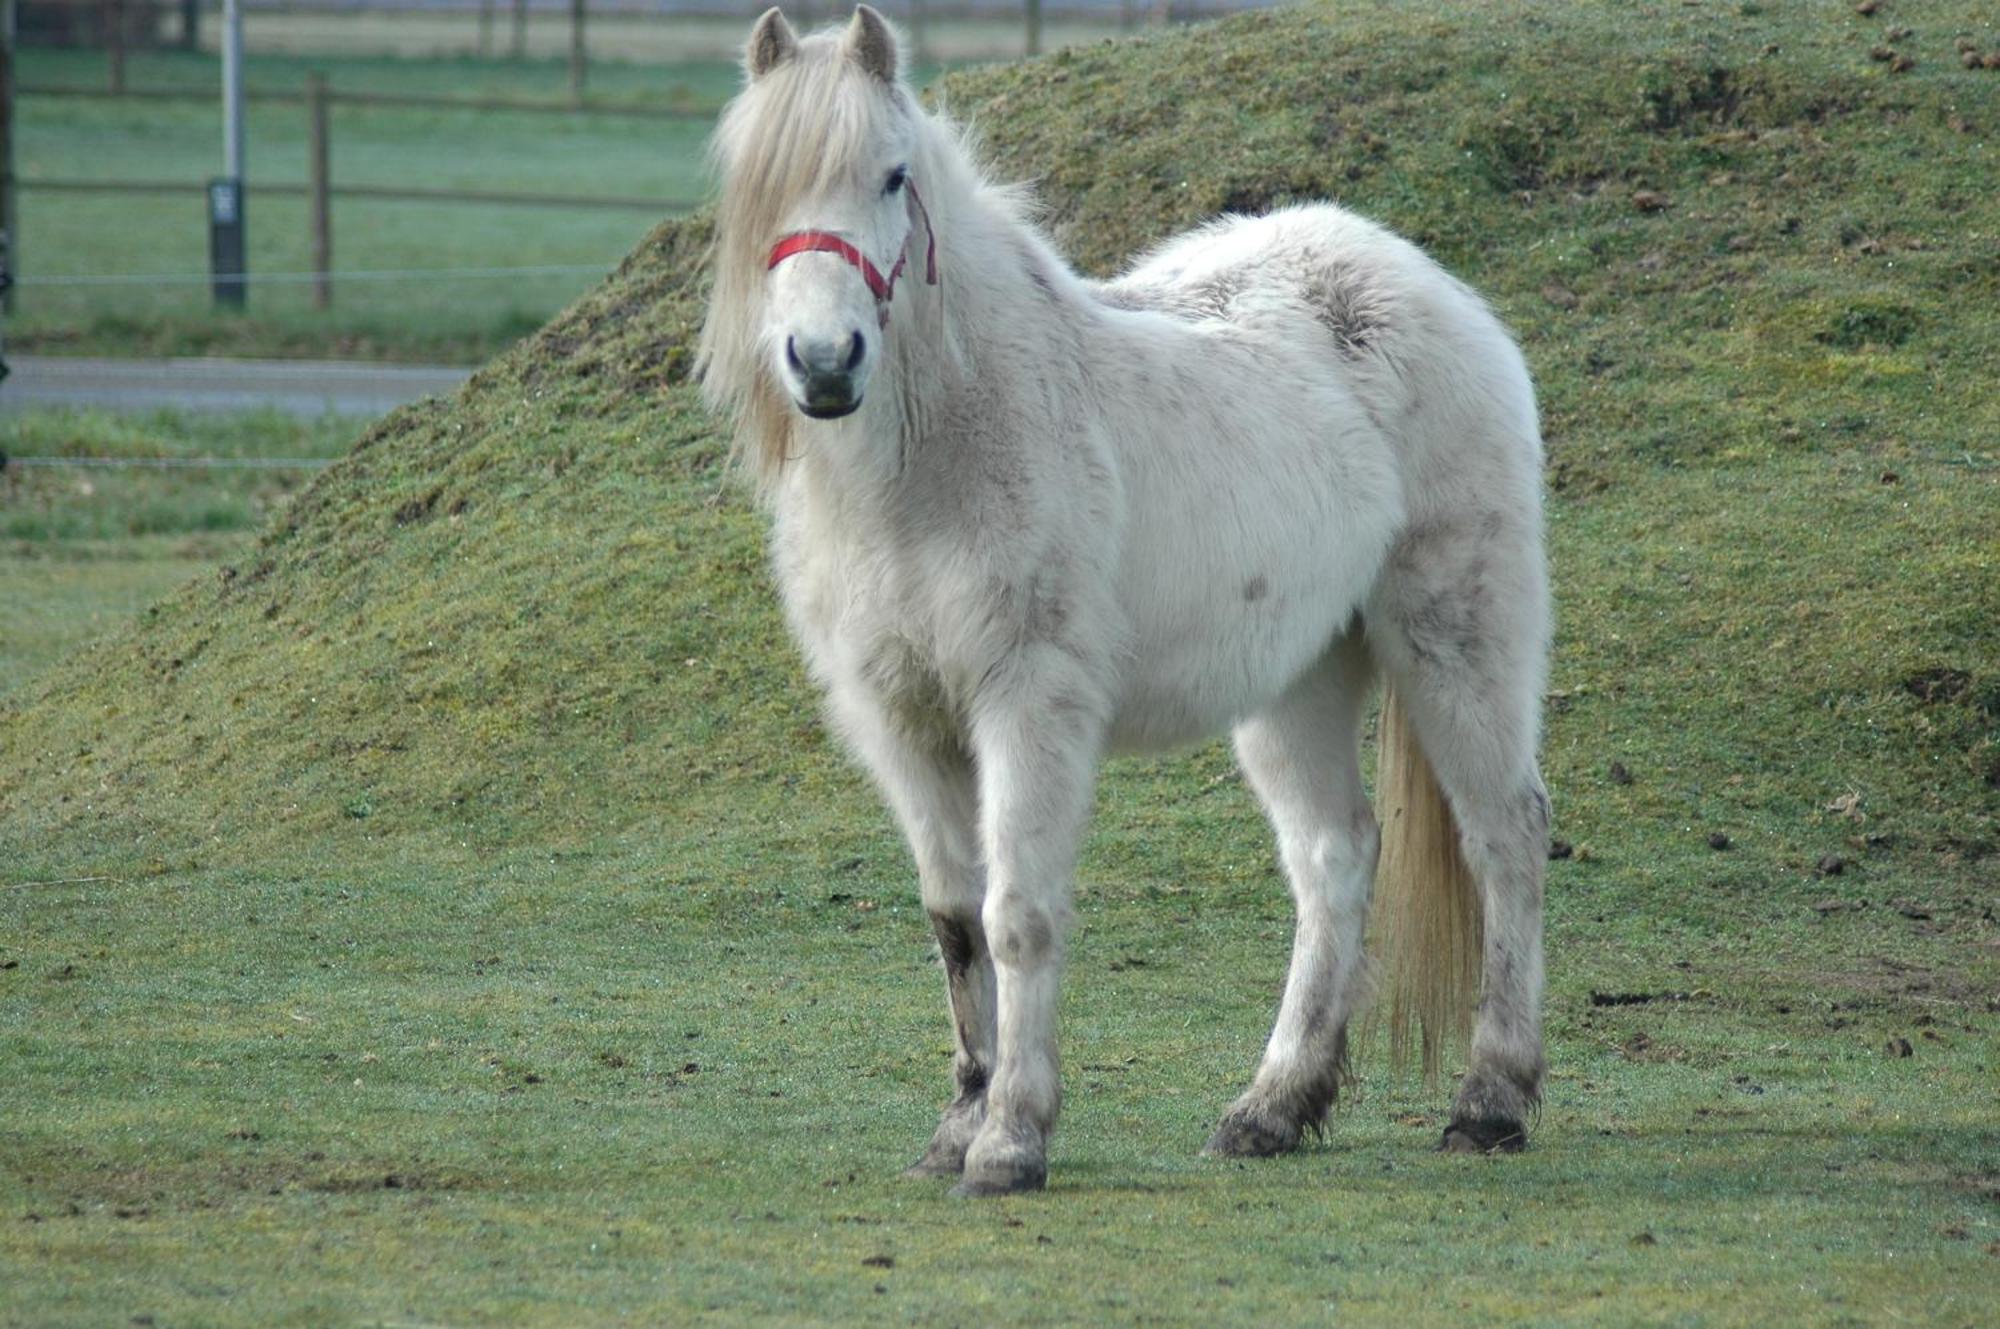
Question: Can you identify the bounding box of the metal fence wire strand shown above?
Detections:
[14,263,619,288]
[3,454,337,469]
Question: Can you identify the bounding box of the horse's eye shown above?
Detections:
[884,166,908,196]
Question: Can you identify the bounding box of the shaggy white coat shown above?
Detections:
[700,7,1552,1193]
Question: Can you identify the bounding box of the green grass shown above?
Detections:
[0,408,351,694]
[2,2,1997,1323]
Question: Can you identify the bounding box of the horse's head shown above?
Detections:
[706,6,934,427]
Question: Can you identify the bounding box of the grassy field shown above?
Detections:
[3,1,1997,1324]
[0,408,353,694]
[10,47,724,362]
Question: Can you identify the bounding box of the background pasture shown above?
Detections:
[6,5,1146,360]
[2,1,1997,1324]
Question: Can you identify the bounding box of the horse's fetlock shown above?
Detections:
[1453,1058,1542,1133]
[906,1090,988,1180]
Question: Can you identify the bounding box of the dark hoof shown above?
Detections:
[1202,1108,1301,1159]
[1440,1116,1527,1155]
[901,1148,965,1180]
[950,1159,1046,1198]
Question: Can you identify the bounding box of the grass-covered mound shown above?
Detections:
[5,0,1992,880]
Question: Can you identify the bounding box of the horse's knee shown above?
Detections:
[983,892,1060,967]
[1281,813,1379,924]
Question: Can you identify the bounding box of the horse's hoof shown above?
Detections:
[1439,1116,1527,1155]
[1202,1107,1300,1159]
[950,1159,1046,1198]
[901,1149,965,1180]
[951,1140,1046,1197]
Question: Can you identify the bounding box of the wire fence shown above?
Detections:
[4,453,337,467]
[14,262,618,286]
[0,2,1274,344]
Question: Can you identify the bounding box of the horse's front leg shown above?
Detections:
[954,653,1106,1197]
[830,688,993,1178]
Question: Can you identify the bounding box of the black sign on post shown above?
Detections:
[209,177,245,308]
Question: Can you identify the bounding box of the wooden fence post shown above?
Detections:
[181,0,198,51]
[478,0,494,58]
[568,0,586,107]
[308,73,331,310]
[1025,0,1041,57]
[510,0,527,59]
[909,0,928,68]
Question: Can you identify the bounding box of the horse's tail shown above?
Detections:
[1371,686,1482,1083]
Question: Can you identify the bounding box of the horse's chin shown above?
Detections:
[798,397,862,421]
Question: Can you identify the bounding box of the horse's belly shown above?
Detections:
[1102,406,1399,752]
[1105,569,1358,753]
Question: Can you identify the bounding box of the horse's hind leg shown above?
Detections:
[829,688,994,1178]
[1206,636,1378,1158]
[1371,508,1552,1153]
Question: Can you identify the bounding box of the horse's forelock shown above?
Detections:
[701,35,920,486]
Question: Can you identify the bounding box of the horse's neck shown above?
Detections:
[895,186,1081,422]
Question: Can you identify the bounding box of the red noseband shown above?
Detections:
[766,177,939,325]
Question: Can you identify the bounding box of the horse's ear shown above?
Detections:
[746,8,799,80]
[844,5,899,84]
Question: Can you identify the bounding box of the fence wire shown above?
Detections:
[4,455,338,469]
[14,263,618,288]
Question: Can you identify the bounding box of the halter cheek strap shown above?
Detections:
[765,177,940,325]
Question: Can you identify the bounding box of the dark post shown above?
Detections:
[1,0,15,316]
[308,72,331,310]
[209,177,246,308]
[909,0,927,68]
[1025,0,1041,57]
[510,0,527,59]
[217,0,246,306]
[568,0,585,107]
[477,0,493,57]
[107,0,127,95]
[182,0,198,51]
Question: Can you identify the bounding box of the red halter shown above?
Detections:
[766,177,939,325]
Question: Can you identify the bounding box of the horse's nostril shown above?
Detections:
[847,331,867,370]
[785,336,804,372]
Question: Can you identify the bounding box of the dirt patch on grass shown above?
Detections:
[14,1151,489,1219]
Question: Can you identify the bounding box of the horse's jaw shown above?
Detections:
[788,391,908,497]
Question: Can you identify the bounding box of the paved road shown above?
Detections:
[0,355,475,417]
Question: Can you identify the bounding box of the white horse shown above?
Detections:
[699,7,1552,1196]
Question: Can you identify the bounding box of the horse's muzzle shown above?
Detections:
[787,332,868,419]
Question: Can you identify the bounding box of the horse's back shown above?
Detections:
[1099,204,1540,492]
